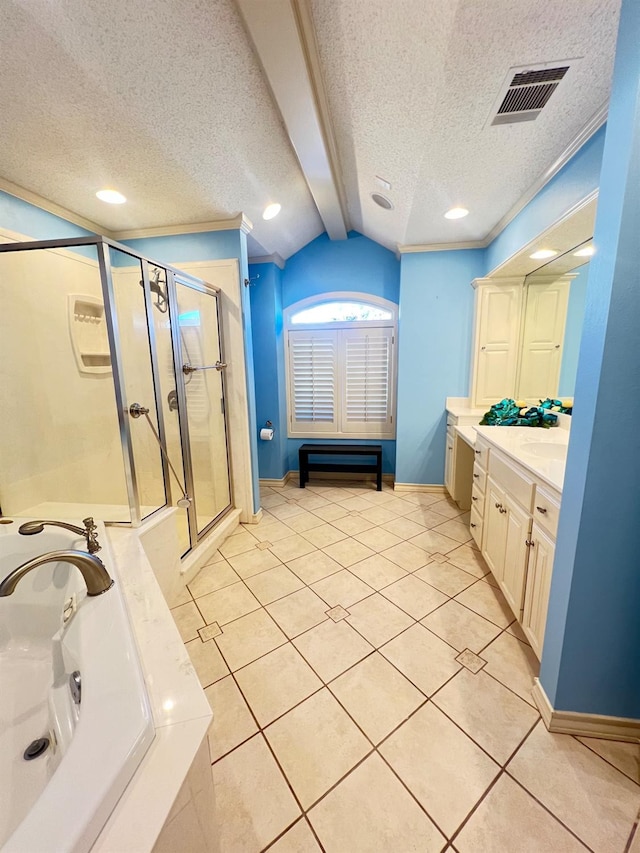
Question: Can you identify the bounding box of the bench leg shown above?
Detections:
[299,455,307,488]
[376,456,382,491]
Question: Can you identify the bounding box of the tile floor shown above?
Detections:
[175,480,640,852]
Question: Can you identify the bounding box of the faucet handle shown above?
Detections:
[82,517,97,530]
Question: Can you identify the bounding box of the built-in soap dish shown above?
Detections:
[68,294,112,374]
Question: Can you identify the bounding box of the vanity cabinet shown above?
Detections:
[522,522,556,658]
[472,439,561,661]
[482,466,533,618]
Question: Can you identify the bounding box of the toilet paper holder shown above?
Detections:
[260,420,275,441]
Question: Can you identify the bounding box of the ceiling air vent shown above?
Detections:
[489,62,573,126]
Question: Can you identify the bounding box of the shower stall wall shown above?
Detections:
[0,235,233,557]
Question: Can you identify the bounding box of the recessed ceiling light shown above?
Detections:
[262,203,281,220]
[444,207,469,220]
[574,245,595,257]
[530,249,558,259]
[96,189,126,204]
[371,193,393,210]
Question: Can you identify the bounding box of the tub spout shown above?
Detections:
[0,550,114,597]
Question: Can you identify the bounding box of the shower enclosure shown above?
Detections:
[0,235,233,556]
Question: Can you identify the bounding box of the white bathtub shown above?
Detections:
[0,521,154,853]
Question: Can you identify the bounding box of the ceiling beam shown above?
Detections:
[236,0,348,240]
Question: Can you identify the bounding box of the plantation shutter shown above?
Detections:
[340,328,394,437]
[288,330,338,434]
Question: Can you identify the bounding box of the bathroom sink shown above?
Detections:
[521,441,567,460]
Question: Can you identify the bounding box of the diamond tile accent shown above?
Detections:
[256,541,272,550]
[326,605,350,622]
[430,553,449,563]
[455,648,487,674]
[198,621,222,642]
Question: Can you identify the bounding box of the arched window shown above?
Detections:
[284,293,397,439]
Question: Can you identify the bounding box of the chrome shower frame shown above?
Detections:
[0,235,233,552]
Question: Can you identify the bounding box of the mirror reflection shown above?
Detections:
[521,239,592,399]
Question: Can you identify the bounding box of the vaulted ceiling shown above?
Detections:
[0,0,621,260]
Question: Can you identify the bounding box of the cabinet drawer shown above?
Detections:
[447,414,457,428]
[533,485,561,539]
[469,505,483,548]
[472,462,487,494]
[470,484,485,516]
[473,439,490,470]
[489,451,534,512]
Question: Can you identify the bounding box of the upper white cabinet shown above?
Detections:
[471,276,572,408]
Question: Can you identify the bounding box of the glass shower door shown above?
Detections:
[174,277,231,537]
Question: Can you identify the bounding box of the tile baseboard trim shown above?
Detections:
[259,475,292,487]
[533,679,640,743]
[246,508,264,524]
[393,483,447,494]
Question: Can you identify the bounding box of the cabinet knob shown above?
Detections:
[472,496,478,502]
[473,473,480,479]
[481,346,486,351]
[470,523,477,528]
[555,344,560,349]
[495,502,503,509]
[536,506,548,514]
[475,450,481,455]
[525,539,535,547]
[499,507,507,514]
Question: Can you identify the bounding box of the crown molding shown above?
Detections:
[398,240,485,254]
[112,213,253,241]
[482,102,608,248]
[0,177,109,236]
[249,253,285,269]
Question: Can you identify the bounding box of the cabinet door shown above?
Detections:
[482,478,507,581]
[445,432,455,499]
[473,285,522,407]
[517,280,570,400]
[522,522,556,660]
[500,496,531,618]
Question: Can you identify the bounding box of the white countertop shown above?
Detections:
[475,425,568,492]
[456,425,477,447]
[446,397,486,420]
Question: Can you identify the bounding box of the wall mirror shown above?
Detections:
[471,196,596,408]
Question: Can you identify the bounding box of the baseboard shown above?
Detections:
[532,679,640,743]
[393,483,446,494]
[243,508,263,524]
[259,475,291,487]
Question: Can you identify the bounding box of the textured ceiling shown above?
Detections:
[0,0,323,258]
[310,0,620,251]
[0,0,621,259]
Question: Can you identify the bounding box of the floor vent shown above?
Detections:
[489,63,572,126]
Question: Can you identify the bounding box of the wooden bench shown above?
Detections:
[298,443,383,491]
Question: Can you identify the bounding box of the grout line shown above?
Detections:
[576,738,640,785]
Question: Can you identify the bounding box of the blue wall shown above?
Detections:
[249,262,288,480]
[249,232,400,480]
[558,264,589,397]
[540,0,640,718]
[395,250,485,485]
[0,190,94,240]
[485,126,606,275]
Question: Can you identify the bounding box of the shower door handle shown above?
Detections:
[182,361,227,375]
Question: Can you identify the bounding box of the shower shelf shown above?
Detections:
[68,294,112,374]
